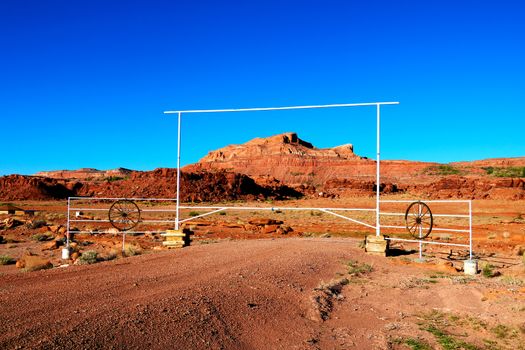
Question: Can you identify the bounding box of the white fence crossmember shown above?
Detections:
[379,199,473,259]
[67,197,473,259]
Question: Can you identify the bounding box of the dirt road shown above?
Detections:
[1,238,524,349]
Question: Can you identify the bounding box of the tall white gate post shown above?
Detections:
[376,103,381,236]
[176,111,182,230]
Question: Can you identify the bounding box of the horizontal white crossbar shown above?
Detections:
[70,207,180,213]
[70,219,178,224]
[178,206,376,212]
[69,197,177,201]
[381,225,470,233]
[164,102,399,114]
[320,209,376,229]
[380,200,471,204]
[385,237,470,248]
[380,212,470,218]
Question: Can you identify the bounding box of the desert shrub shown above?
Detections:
[483,166,525,178]
[482,264,496,278]
[78,250,99,265]
[404,338,432,350]
[189,211,200,217]
[104,176,126,182]
[123,244,142,257]
[0,255,14,265]
[347,259,373,276]
[26,219,47,229]
[491,324,513,339]
[423,165,461,176]
[100,250,118,261]
[31,233,53,242]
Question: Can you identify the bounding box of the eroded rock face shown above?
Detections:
[186,132,436,187]
[2,133,524,201]
[35,168,133,180]
[0,175,77,200]
[0,170,302,202]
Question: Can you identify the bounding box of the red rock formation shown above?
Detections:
[35,168,133,180]
[185,132,437,186]
[0,170,301,202]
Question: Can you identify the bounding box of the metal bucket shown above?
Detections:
[463,260,478,275]
[61,248,70,260]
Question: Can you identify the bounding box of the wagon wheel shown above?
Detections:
[108,199,141,231]
[405,201,433,239]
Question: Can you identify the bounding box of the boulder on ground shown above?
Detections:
[16,252,53,271]
[248,218,283,226]
[4,218,23,229]
[48,225,62,234]
[41,240,61,251]
[263,224,280,234]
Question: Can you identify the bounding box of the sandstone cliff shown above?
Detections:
[185,132,437,186]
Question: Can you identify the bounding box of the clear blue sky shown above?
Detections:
[1,0,524,175]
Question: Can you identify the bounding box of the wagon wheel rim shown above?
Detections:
[404,201,433,239]
[108,200,141,231]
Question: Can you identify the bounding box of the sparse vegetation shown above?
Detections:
[424,164,462,176]
[346,259,373,276]
[78,250,99,265]
[482,263,497,278]
[424,324,479,350]
[404,338,433,350]
[26,219,47,229]
[189,211,200,217]
[123,244,142,257]
[0,255,15,265]
[483,166,525,178]
[31,233,53,242]
[105,176,126,182]
[491,324,515,339]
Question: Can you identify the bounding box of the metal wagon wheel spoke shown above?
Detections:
[108,200,141,231]
[404,201,433,239]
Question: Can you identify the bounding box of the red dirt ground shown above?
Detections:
[1,238,524,349]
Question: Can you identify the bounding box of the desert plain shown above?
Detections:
[0,133,524,349]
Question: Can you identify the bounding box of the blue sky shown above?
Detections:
[1,0,524,175]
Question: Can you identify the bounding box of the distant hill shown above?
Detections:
[35,167,134,180]
[1,132,522,201]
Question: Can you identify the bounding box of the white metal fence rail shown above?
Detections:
[67,197,473,260]
[379,199,473,259]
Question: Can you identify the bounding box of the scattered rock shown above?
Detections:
[16,252,53,271]
[436,259,458,273]
[26,219,47,229]
[513,245,524,256]
[48,225,62,234]
[248,218,283,226]
[263,224,280,234]
[4,218,22,229]
[41,240,61,251]
[243,224,259,232]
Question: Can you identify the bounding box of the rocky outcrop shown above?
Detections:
[406,176,525,200]
[452,157,525,168]
[0,175,80,200]
[0,170,302,202]
[35,168,133,180]
[186,132,436,186]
